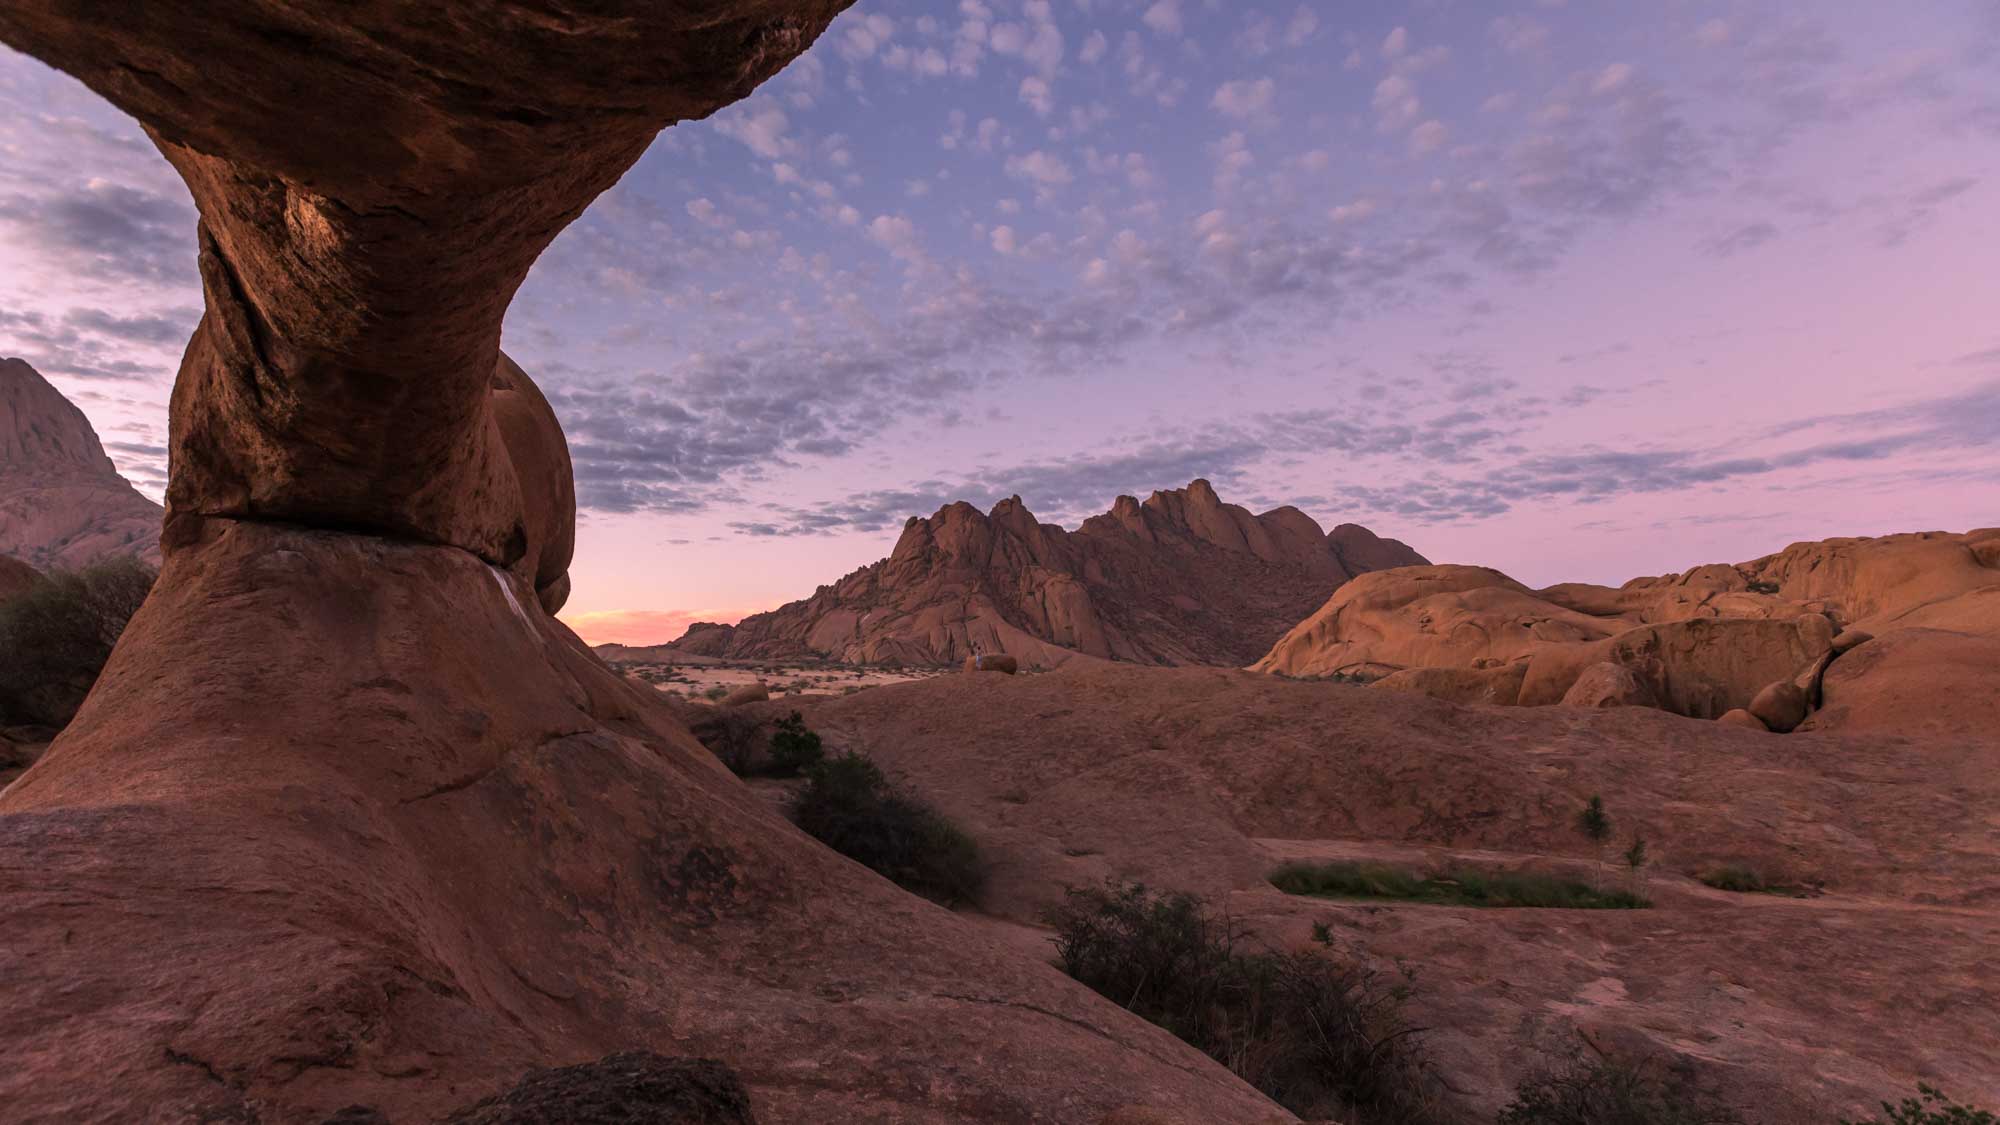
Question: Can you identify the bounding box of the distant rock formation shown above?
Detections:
[1253,529,2000,732]
[672,479,1427,668]
[0,357,162,570]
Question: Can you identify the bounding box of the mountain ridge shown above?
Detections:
[665,478,1426,667]
[0,356,163,570]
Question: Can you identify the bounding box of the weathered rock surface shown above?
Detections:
[1750,679,1810,733]
[776,663,2000,1124]
[675,480,1426,668]
[0,523,1286,1123]
[1574,615,1834,718]
[1557,661,1656,709]
[1808,627,2000,735]
[1254,565,1623,680]
[0,358,163,570]
[1375,662,1527,706]
[1716,708,1768,731]
[718,682,769,707]
[1256,531,1997,728]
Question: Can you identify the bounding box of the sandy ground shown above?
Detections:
[612,657,953,700]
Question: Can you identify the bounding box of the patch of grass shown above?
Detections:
[1271,861,1650,910]
[1499,1055,1742,1125]
[1696,866,1817,898]
[1046,882,1436,1124]
[1842,1085,1997,1125]
[792,752,984,907]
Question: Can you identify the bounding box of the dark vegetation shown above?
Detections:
[1046,882,1435,1124]
[1842,1085,1998,1125]
[767,711,824,775]
[1270,861,1651,910]
[437,1052,755,1125]
[792,751,984,907]
[1497,1056,1742,1124]
[0,556,154,729]
[1697,866,1819,898]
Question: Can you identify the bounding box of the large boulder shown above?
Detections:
[1558,662,1657,710]
[1374,662,1527,706]
[490,354,575,614]
[1716,708,1768,731]
[1522,616,1834,718]
[1749,680,1810,733]
[1255,565,1623,678]
[1808,628,2000,734]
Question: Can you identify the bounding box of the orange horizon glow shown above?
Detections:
[558,606,761,648]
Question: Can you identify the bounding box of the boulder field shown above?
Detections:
[1252,530,2000,733]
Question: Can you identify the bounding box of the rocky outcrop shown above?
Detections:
[1254,565,1626,680]
[1256,531,1998,729]
[0,5,1290,1122]
[1558,661,1656,710]
[0,358,163,570]
[1806,627,2000,735]
[1375,663,1527,706]
[673,480,1426,668]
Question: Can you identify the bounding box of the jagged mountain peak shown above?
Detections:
[672,479,1428,668]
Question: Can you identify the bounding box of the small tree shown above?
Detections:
[768,711,824,776]
[1576,796,1613,883]
[0,556,154,729]
[1623,836,1650,894]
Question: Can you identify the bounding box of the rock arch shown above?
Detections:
[0,6,1289,1122]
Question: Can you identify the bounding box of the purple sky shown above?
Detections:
[4,3,1998,645]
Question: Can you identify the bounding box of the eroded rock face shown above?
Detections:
[1253,565,1625,680]
[1809,627,2000,734]
[1558,661,1656,710]
[0,358,163,570]
[1256,531,1998,726]
[674,480,1427,668]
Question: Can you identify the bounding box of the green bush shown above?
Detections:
[1842,1085,1997,1125]
[1696,866,1814,898]
[1046,882,1434,1124]
[767,711,824,775]
[0,556,154,729]
[1499,1056,1741,1125]
[1270,861,1650,910]
[792,752,984,907]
